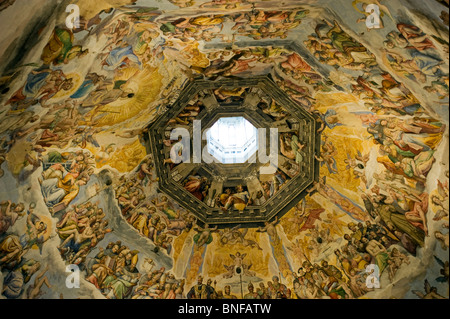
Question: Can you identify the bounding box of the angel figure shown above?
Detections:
[287,200,325,233]
[412,279,447,299]
[315,137,338,174]
[228,252,255,277]
[434,256,449,284]
[432,179,449,221]
[435,223,449,250]
[193,223,218,247]
[230,251,246,269]
[287,237,309,265]
[345,150,370,169]
[237,228,263,250]
[256,217,280,245]
[321,211,348,237]
[345,150,370,186]
[218,224,242,246]
[223,264,235,279]
[307,176,328,197]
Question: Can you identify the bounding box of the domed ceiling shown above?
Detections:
[0,0,448,300]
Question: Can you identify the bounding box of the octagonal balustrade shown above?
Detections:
[143,76,321,228]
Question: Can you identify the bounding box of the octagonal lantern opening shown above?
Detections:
[145,76,321,228]
[206,116,258,164]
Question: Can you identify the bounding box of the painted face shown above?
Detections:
[38,222,46,231]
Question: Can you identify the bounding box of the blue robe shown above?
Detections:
[411,50,444,78]
[23,70,50,97]
[71,79,95,99]
[104,45,141,71]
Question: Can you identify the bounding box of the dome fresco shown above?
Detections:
[0,0,448,300]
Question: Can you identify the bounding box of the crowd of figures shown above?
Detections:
[0,199,53,299]
[40,150,96,214]
[56,201,112,265]
[85,240,187,299]
[114,156,197,255]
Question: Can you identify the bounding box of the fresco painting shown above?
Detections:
[0,0,448,300]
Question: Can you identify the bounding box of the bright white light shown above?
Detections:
[207,117,258,164]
